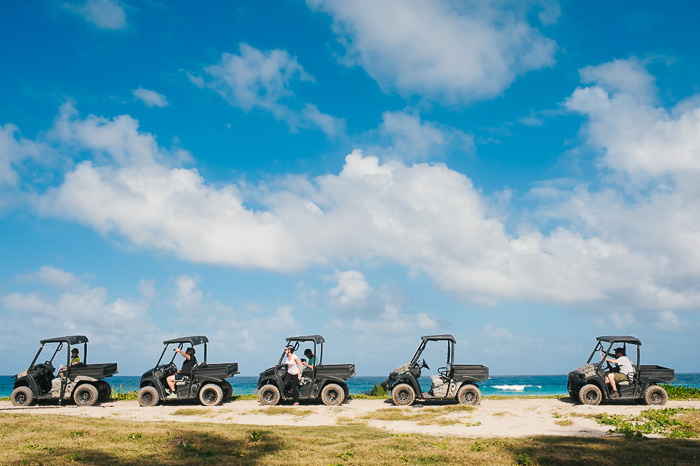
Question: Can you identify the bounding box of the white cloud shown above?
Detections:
[3,99,697,317]
[24,265,82,290]
[133,87,169,108]
[64,0,128,30]
[0,123,47,188]
[200,44,345,137]
[329,270,371,307]
[370,110,473,161]
[307,0,556,104]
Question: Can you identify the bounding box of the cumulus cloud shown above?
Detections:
[64,0,128,30]
[306,0,557,104]
[329,270,370,307]
[2,95,697,317]
[198,43,345,137]
[133,87,169,108]
[369,111,474,161]
[0,123,47,188]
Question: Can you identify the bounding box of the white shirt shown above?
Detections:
[614,356,634,375]
[285,353,301,375]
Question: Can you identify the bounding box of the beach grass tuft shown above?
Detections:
[172,409,210,416]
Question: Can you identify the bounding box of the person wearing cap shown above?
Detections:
[283,345,303,405]
[59,348,81,376]
[600,347,634,398]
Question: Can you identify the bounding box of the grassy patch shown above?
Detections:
[554,419,574,426]
[596,408,700,439]
[172,409,210,416]
[662,384,700,400]
[232,394,258,401]
[249,407,313,417]
[110,385,138,401]
[361,406,476,426]
[2,413,700,465]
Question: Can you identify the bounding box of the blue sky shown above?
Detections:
[2,0,700,377]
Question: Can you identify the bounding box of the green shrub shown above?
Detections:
[661,384,700,400]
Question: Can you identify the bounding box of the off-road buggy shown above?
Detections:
[567,336,675,405]
[11,335,118,406]
[387,334,489,406]
[138,336,239,406]
[257,335,355,406]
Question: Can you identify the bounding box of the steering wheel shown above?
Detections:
[438,366,448,378]
[44,361,55,373]
[421,359,430,370]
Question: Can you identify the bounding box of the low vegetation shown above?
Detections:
[351,381,390,399]
[2,413,699,465]
[596,408,700,439]
[172,409,210,416]
[663,384,700,400]
[247,407,313,417]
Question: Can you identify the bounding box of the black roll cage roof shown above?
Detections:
[31,335,90,371]
[157,335,209,367]
[411,334,456,366]
[587,335,642,369]
[279,335,325,366]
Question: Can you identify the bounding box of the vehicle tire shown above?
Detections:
[321,383,345,406]
[258,384,281,406]
[11,386,35,407]
[391,383,416,406]
[96,381,111,402]
[221,381,233,401]
[457,384,482,406]
[73,384,99,406]
[199,383,224,406]
[138,386,159,407]
[579,384,602,406]
[644,385,668,406]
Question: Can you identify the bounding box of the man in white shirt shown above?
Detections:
[601,347,635,398]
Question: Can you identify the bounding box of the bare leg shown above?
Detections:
[606,373,618,392]
[167,375,176,392]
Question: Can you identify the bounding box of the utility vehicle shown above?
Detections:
[137,336,239,406]
[257,335,355,406]
[567,336,675,405]
[10,335,118,406]
[387,334,489,406]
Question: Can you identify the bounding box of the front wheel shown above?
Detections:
[391,383,416,406]
[199,384,224,406]
[321,383,345,406]
[644,385,668,406]
[457,385,481,406]
[258,385,281,406]
[11,386,35,407]
[73,384,99,406]
[579,384,602,406]
[138,386,160,407]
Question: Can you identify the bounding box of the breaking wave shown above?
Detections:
[492,384,542,391]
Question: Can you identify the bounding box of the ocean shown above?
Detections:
[2,373,700,398]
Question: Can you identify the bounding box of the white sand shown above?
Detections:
[1,398,698,438]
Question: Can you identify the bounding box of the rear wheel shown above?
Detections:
[96,381,111,402]
[579,384,602,406]
[199,384,224,406]
[321,383,345,406]
[457,384,481,406]
[138,386,159,407]
[73,384,99,406]
[391,383,415,406]
[644,385,668,406]
[221,381,233,401]
[11,386,34,407]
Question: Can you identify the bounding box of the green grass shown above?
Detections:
[360,406,477,426]
[248,407,313,416]
[663,385,700,400]
[596,408,700,439]
[1,413,700,465]
[110,386,138,401]
[172,409,210,416]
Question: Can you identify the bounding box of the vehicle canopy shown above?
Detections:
[280,335,325,365]
[30,335,90,368]
[421,334,456,343]
[587,335,641,365]
[157,336,209,366]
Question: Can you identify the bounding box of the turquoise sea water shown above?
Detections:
[2,373,700,398]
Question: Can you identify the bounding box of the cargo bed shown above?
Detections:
[315,363,355,380]
[69,363,118,379]
[193,362,239,379]
[453,364,489,382]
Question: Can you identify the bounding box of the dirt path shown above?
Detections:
[2,399,698,438]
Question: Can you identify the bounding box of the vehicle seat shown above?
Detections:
[430,375,446,389]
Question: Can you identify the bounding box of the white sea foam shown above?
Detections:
[493,384,542,391]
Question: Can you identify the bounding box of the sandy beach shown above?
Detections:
[3,398,698,438]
